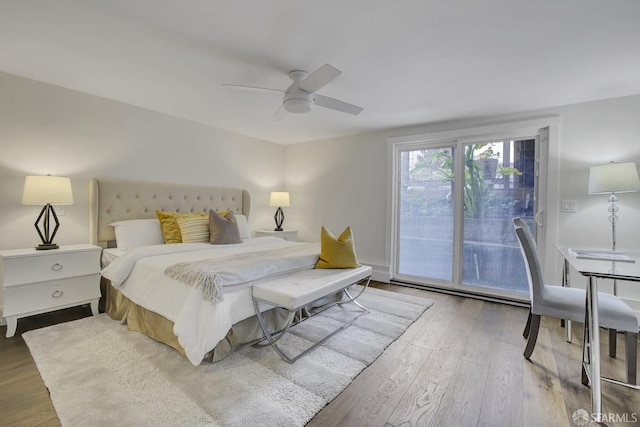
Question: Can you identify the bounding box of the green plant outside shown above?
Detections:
[411,144,522,218]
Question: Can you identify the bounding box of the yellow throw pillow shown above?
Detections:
[176,216,210,243]
[315,226,360,269]
[156,211,208,244]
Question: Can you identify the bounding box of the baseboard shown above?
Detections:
[391,280,530,307]
[360,263,639,318]
[364,263,390,283]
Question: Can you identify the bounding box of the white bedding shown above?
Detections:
[101,248,127,267]
[101,237,316,365]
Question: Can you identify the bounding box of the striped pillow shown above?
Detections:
[176,216,210,243]
[156,211,207,243]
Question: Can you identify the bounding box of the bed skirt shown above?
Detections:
[100,278,291,363]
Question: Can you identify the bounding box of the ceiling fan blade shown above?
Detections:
[222,84,284,94]
[271,104,287,121]
[314,94,363,115]
[298,64,341,93]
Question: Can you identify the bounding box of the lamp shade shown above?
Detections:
[588,162,640,195]
[269,191,290,207]
[22,175,74,205]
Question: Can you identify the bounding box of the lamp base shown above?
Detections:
[34,204,61,251]
[273,207,285,232]
[36,243,59,250]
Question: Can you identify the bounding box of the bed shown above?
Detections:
[90,178,319,365]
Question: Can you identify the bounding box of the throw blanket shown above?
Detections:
[165,243,320,303]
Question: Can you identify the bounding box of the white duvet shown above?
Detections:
[101,237,315,365]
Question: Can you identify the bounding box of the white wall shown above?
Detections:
[2,70,639,309]
[0,72,285,250]
[285,94,640,309]
[553,95,640,310]
[284,132,389,274]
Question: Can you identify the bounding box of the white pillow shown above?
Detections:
[110,219,165,249]
[235,214,250,239]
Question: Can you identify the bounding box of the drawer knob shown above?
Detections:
[51,263,63,271]
[52,290,64,298]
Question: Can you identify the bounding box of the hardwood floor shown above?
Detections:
[1,283,638,427]
[0,305,89,427]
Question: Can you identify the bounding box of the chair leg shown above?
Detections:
[524,314,541,360]
[626,332,637,385]
[609,328,617,358]
[523,310,532,339]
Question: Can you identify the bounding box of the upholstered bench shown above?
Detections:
[252,265,372,363]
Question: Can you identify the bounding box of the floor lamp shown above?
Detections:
[588,161,640,295]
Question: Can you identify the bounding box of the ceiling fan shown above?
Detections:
[223,64,363,120]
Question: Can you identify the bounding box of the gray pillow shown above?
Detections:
[209,210,242,244]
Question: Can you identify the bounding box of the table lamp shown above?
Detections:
[588,161,640,293]
[22,175,74,250]
[269,192,290,231]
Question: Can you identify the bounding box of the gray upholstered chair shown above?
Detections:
[513,217,638,385]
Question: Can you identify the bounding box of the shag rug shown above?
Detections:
[23,286,433,427]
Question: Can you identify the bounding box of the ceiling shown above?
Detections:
[1,1,640,145]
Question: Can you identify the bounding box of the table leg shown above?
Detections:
[562,258,572,342]
[586,276,602,421]
[581,300,590,386]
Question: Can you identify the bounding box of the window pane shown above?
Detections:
[398,147,455,281]
[461,140,535,292]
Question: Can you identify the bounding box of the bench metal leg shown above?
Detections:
[253,277,371,364]
[251,310,296,349]
[340,283,369,310]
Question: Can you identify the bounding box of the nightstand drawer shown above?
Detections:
[1,250,100,287]
[2,274,101,317]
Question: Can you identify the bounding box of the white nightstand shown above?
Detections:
[255,229,298,242]
[0,244,102,337]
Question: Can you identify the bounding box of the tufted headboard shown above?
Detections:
[89,178,251,247]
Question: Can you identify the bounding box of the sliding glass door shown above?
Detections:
[393,136,540,300]
[397,146,456,282]
[460,139,536,294]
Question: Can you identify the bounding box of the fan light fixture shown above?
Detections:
[223,64,363,120]
[22,175,74,250]
[284,96,313,114]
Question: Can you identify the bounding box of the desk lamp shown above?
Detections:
[22,175,74,250]
[269,192,290,231]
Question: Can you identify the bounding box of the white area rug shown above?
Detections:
[23,286,433,427]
